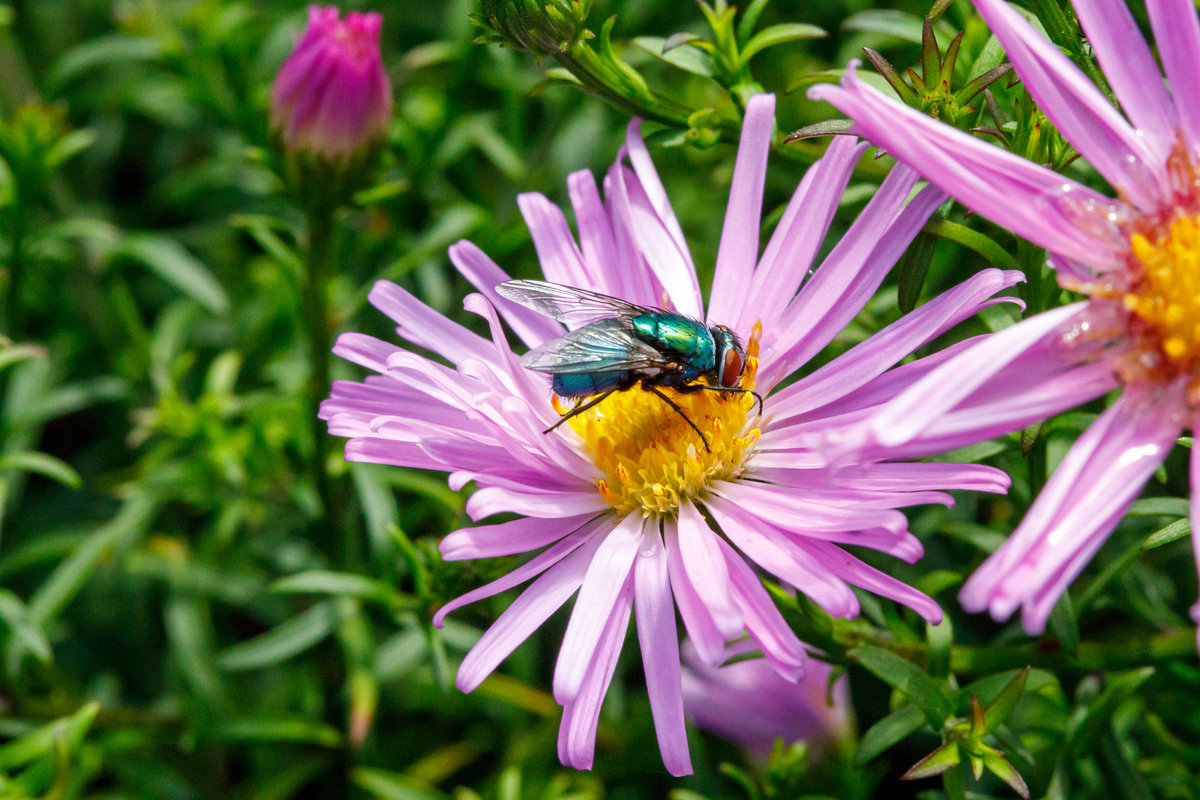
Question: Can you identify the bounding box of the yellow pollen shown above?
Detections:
[564,322,764,518]
[1126,215,1200,367]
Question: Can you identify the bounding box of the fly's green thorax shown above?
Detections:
[631,314,715,365]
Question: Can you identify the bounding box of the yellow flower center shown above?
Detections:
[1125,215,1200,367]
[561,322,763,517]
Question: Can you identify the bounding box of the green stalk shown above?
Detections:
[6,194,24,335]
[302,207,338,563]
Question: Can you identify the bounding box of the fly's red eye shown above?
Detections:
[721,348,743,387]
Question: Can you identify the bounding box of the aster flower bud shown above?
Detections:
[270,6,392,171]
[476,0,592,57]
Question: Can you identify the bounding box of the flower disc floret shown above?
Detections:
[570,326,762,517]
[1125,215,1200,369]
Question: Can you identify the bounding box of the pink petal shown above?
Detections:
[961,381,1188,632]
[435,520,605,629]
[465,486,609,522]
[368,281,492,365]
[455,531,606,693]
[1190,423,1200,649]
[971,0,1166,209]
[553,513,644,704]
[810,67,1129,268]
[665,519,727,666]
[707,93,775,326]
[717,538,806,680]
[633,525,693,776]
[798,538,944,623]
[1072,0,1177,161]
[1147,0,1200,152]
[733,136,866,335]
[677,500,741,638]
[449,240,562,348]
[557,574,634,770]
[439,513,600,560]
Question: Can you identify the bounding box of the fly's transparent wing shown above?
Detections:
[520,319,669,375]
[496,279,657,327]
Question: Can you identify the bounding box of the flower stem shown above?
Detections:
[302,206,338,562]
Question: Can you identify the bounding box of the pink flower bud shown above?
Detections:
[270,6,392,161]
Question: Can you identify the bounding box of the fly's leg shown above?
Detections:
[543,390,615,434]
[646,385,711,453]
[683,384,765,417]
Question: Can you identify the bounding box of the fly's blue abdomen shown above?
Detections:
[552,372,627,397]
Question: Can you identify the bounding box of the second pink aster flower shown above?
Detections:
[322,93,1020,774]
[812,0,1200,642]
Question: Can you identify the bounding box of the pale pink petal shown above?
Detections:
[707,93,775,325]
[1147,0,1200,151]
[776,268,1024,416]
[368,281,493,365]
[567,169,623,295]
[704,496,860,619]
[450,240,562,347]
[633,525,692,776]
[439,513,600,560]
[665,519,727,666]
[558,575,633,770]
[435,520,606,628]
[517,192,592,288]
[623,119,703,316]
[810,68,1129,268]
[677,500,741,638]
[798,538,944,624]
[465,486,609,521]
[553,513,644,704]
[717,538,806,680]
[455,531,606,692]
[971,0,1166,209]
[868,302,1089,447]
[961,381,1188,633]
[1073,0,1176,160]
[733,136,867,335]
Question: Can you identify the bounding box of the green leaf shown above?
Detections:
[842,10,956,49]
[927,440,1009,464]
[740,23,826,62]
[112,234,229,314]
[217,602,338,672]
[1127,497,1190,517]
[271,571,401,605]
[982,668,1029,734]
[902,741,961,780]
[27,496,156,626]
[851,646,955,726]
[856,702,926,764]
[632,36,716,77]
[0,451,81,489]
[0,702,98,771]
[983,752,1030,799]
[922,218,1021,272]
[353,767,450,800]
[47,35,162,92]
[1141,517,1190,551]
[0,589,52,664]
[211,717,343,748]
[897,230,938,313]
[1048,592,1078,656]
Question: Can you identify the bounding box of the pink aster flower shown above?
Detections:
[270,6,392,161]
[682,640,850,761]
[811,0,1200,641]
[322,92,1019,774]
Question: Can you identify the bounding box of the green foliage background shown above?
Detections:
[0,0,1197,798]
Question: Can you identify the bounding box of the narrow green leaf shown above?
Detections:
[1127,497,1190,517]
[353,767,450,800]
[851,646,955,726]
[982,667,1029,734]
[631,36,716,77]
[856,702,926,764]
[0,451,81,489]
[271,571,399,604]
[920,17,939,84]
[0,590,52,664]
[843,10,956,48]
[740,23,826,62]
[0,702,98,771]
[983,752,1031,799]
[217,602,337,672]
[1141,517,1190,551]
[897,231,938,313]
[112,234,229,314]
[211,717,343,748]
[1048,592,1079,656]
[902,742,961,780]
[922,218,1021,272]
